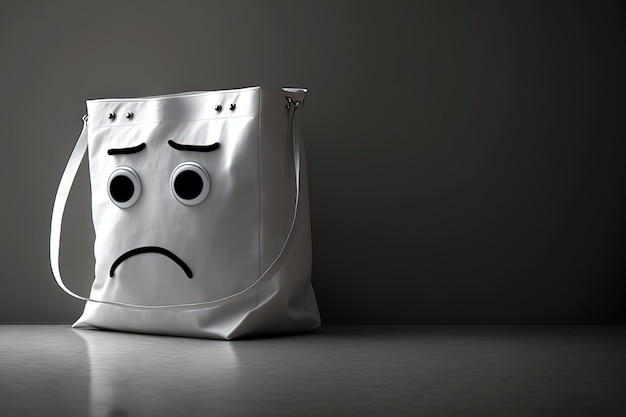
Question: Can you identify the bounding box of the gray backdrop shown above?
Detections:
[1,1,624,323]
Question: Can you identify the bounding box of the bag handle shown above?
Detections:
[50,116,90,302]
[50,101,304,310]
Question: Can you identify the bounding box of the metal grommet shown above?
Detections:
[215,104,223,112]
[126,112,134,119]
[170,162,211,206]
[108,112,116,120]
[229,103,236,111]
[108,166,142,209]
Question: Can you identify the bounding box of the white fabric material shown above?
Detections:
[50,86,320,339]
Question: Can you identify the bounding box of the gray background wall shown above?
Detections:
[0,0,623,323]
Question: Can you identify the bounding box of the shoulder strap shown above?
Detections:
[51,103,303,310]
[50,117,89,302]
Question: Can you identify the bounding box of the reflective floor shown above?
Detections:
[1,324,625,417]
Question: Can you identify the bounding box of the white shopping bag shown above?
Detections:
[50,87,320,339]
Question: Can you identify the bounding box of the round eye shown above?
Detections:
[170,162,210,206]
[107,166,141,208]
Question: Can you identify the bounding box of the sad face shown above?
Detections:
[106,139,218,278]
[87,111,261,306]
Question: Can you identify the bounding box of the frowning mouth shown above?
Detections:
[109,246,193,278]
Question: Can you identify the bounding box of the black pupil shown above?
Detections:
[174,170,203,200]
[110,175,135,203]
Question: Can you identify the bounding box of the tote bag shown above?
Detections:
[50,86,321,339]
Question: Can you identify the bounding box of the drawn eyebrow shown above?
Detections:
[168,140,220,152]
[107,143,146,155]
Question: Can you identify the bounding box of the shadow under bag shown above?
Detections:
[50,86,321,339]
